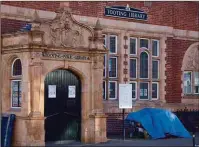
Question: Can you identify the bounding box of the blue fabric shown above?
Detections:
[125,108,191,139]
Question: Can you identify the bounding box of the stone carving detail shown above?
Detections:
[93,55,104,69]
[182,46,199,70]
[42,7,93,48]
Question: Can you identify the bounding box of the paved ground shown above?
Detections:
[46,133,199,147]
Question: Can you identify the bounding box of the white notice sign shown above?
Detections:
[119,84,132,109]
[48,85,56,98]
[68,86,76,98]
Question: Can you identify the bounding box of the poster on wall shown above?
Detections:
[68,86,76,98]
[119,84,132,109]
[144,89,148,96]
[184,73,191,86]
[48,85,56,98]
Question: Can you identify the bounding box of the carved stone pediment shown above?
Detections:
[39,7,94,48]
[182,44,199,71]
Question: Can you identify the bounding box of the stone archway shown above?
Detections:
[181,42,199,105]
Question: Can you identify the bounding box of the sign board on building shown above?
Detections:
[119,84,132,109]
[105,5,148,21]
[48,85,56,98]
[68,85,76,98]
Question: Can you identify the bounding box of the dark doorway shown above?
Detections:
[44,69,81,142]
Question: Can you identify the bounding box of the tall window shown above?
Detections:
[140,52,149,79]
[11,58,22,108]
[103,34,118,100]
[130,38,160,100]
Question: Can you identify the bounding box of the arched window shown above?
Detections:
[140,52,149,78]
[11,58,22,108]
[12,58,22,76]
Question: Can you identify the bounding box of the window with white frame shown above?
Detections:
[130,82,137,99]
[152,82,159,99]
[152,60,159,79]
[109,81,117,99]
[130,37,137,55]
[152,40,159,57]
[130,58,137,79]
[183,71,199,95]
[103,34,118,100]
[140,82,149,100]
[129,38,160,100]
[11,58,22,108]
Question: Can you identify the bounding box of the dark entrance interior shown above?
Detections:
[44,69,81,142]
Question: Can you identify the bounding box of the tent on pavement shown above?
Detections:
[125,108,191,139]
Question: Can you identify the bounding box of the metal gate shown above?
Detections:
[44,69,81,142]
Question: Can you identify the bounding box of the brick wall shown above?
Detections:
[1,19,28,34]
[165,38,197,103]
[2,1,199,31]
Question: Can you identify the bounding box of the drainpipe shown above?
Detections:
[0,1,2,146]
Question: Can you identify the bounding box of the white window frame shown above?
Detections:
[103,55,107,78]
[152,39,160,57]
[109,81,117,100]
[109,57,117,78]
[109,35,117,54]
[103,34,107,48]
[12,58,22,77]
[152,82,159,100]
[139,82,149,100]
[130,81,137,100]
[11,80,21,108]
[152,60,160,79]
[129,37,137,55]
[194,71,199,94]
[140,51,149,79]
[103,81,106,100]
[183,71,192,94]
[130,58,137,79]
[140,38,149,49]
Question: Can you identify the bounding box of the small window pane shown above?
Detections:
[140,52,148,78]
[140,39,148,48]
[103,81,106,99]
[109,82,117,99]
[130,38,136,54]
[194,72,199,94]
[183,72,192,94]
[109,57,117,78]
[103,34,106,47]
[103,55,106,77]
[130,59,137,78]
[152,60,159,79]
[110,36,117,53]
[13,59,22,76]
[152,40,159,56]
[140,82,148,99]
[11,80,21,107]
[131,82,136,99]
[152,83,158,99]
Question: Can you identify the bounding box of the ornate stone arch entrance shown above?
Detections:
[1,4,107,146]
[181,42,199,105]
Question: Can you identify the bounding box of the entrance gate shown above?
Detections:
[44,69,81,142]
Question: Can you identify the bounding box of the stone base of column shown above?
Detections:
[89,113,108,143]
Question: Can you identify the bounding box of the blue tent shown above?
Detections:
[125,108,191,139]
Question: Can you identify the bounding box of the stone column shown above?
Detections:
[29,54,43,117]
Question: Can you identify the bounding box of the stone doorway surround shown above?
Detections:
[1,4,107,146]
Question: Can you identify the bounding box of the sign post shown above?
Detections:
[119,84,132,140]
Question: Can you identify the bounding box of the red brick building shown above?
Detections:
[1,1,199,145]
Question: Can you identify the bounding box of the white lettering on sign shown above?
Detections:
[119,84,132,109]
[48,85,56,98]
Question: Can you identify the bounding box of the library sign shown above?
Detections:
[104,5,147,21]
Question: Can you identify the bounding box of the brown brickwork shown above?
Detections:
[2,1,198,31]
[165,38,197,103]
